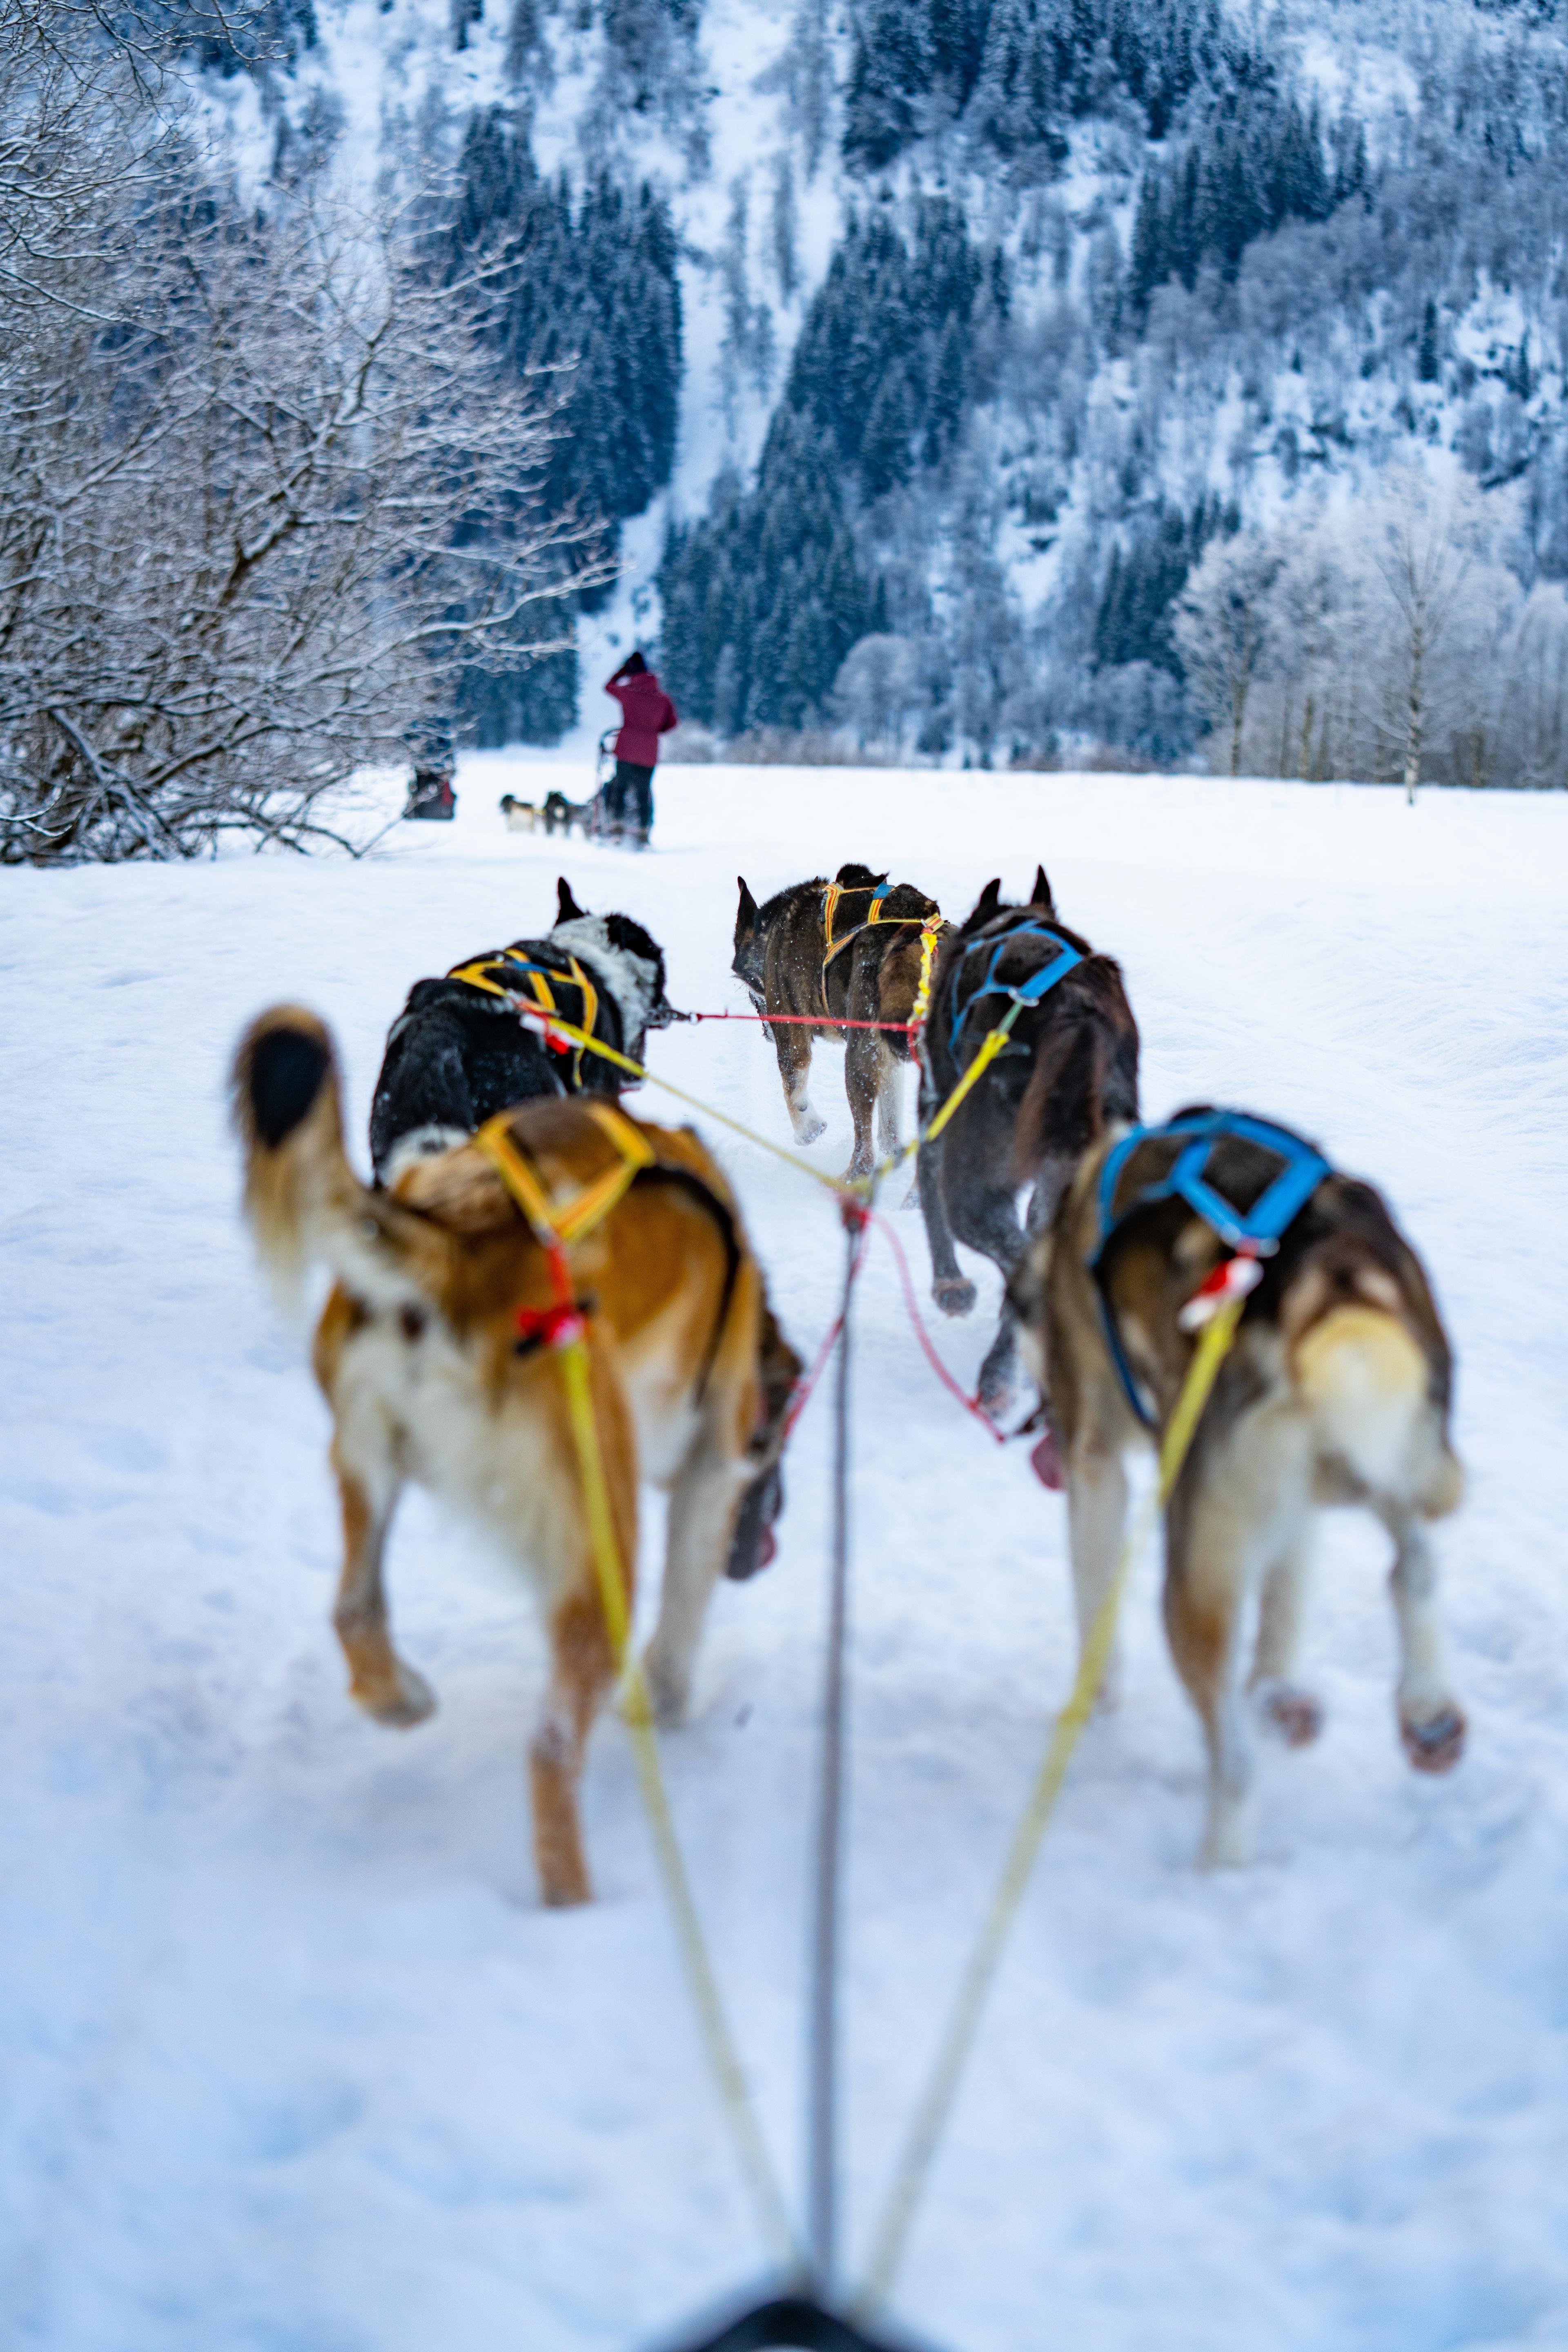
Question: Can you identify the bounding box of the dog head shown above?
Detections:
[550,882,677,1061]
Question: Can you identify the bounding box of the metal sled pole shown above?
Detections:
[808,1209,860,2294]
[653,1205,953,2352]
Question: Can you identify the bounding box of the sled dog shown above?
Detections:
[232,1009,800,1907]
[917,871,1139,1411]
[499,793,541,834]
[369,878,676,1184]
[544,789,596,839]
[1009,1110,1466,1866]
[732,862,944,1180]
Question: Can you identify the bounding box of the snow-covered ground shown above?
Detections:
[4,765,1567,2352]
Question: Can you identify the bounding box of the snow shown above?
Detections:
[4,765,1567,2351]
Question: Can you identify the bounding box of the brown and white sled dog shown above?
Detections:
[232,1007,800,1908]
[1009,1111,1466,1867]
[732,862,944,1179]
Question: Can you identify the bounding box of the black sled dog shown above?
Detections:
[732,862,944,1180]
[917,869,1140,1412]
[1008,1108,1466,1866]
[369,878,676,1184]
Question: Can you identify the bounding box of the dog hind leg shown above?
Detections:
[528,1360,639,1904]
[644,1450,746,1726]
[843,1028,884,1179]
[917,1136,975,1315]
[1380,1507,1466,1773]
[330,1435,435,1727]
[1250,1523,1323,1747]
[1163,1414,1309,1865]
[1065,1426,1130,1711]
[530,1588,619,1907]
[875,1049,903,1160]
[773,1026,826,1147]
[951,1186,1029,1412]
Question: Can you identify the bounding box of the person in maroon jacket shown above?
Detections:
[603,650,677,846]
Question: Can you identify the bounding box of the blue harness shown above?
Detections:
[948,921,1085,1058]
[1091,1110,1332,1428]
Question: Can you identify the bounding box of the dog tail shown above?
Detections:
[1011,1009,1105,1183]
[231,1006,408,1315]
[1289,1261,1463,1520]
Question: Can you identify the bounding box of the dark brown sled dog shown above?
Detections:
[732,863,944,1179]
[233,1008,800,1907]
[917,869,1139,1412]
[1010,1109,1466,1866]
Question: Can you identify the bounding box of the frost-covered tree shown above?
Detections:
[830,634,925,749]
[0,20,602,862]
[1361,471,1509,804]
[1172,533,1282,776]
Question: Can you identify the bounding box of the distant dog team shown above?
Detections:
[234,841,1467,1891]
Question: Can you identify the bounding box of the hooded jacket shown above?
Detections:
[606,668,678,768]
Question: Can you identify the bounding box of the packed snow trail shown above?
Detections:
[2,764,1567,2352]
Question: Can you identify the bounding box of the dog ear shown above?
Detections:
[736,876,757,930]
[557,877,586,922]
[1030,864,1056,916]
[967,877,1002,926]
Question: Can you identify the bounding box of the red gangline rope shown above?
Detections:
[686,1009,919,1033]
[867,1209,1008,1446]
[779,1205,1008,1449]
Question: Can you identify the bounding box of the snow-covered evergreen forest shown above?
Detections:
[7,0,1568,858]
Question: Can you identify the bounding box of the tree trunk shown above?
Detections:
[1404,635,1425,804]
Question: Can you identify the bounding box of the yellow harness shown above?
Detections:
[820,884,946,1041]
[908,915,944,1033]
[473,1099,655,1249]
[448,947,602,1089]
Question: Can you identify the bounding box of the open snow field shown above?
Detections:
[4,763,1568,2352]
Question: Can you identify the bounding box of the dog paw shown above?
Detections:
[1401,1702,1466,1774]
[539,1864,592,1909]
[355,1662,437,1728]
[640,1653,690,1729]
[933,1277,977,1319]
[1258,1684,1324,1748]
[792,1114,827,1147]
[1198,1806,1254,1869]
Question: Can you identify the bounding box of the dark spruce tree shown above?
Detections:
[840,0,1248,174]
[445,108,682,743]
[1092,497,1236,677]
[659,203,984,730]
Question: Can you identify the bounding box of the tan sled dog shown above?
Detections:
[232,1007,799,1907]
[1010,1109,1466,1867]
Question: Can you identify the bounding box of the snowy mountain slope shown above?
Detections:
[3,766,1567,2348]
[196,0,1568,775]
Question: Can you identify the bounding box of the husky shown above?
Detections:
[543,789,596,839]
[917,870,1140,1412]
[1009,1109,1466,1866]
[499,793,541,833]
[232,1011,801,1907]
[368,878,676,1185]
[732,862,944,1181]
